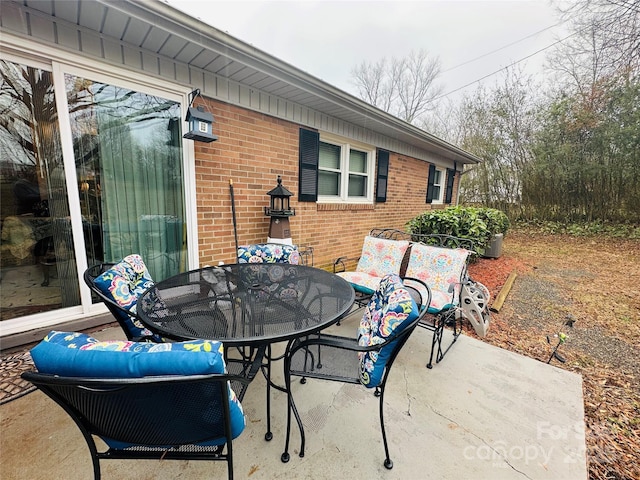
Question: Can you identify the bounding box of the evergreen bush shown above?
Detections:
[406,206,509,253]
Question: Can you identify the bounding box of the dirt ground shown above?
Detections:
[467,231,640,480]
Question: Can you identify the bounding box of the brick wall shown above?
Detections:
[194,97,456,270]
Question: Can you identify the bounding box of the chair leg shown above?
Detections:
[427,311,462,368]
[227,439,234,480]
[264,345,273,441]
[378,386,393,469]
[281,353,293,462]
[84,432,101,479]
[92,457,101,480]
[281,348,306,463]
[426,321,442,369]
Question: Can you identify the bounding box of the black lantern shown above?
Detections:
[183,89,218,143]
[265,176,295,243]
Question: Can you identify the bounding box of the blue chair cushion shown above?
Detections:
[30,331,245,445]
[93,254,162,341]
[357,274,419,388]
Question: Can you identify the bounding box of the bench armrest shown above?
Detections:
[333,256,360,273]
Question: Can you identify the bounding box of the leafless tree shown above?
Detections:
[549,0,639,92]
[351,49,443,124]
[454,67,542,214]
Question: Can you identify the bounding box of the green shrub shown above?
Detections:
[406,206,509,252]
[477,207,510,235]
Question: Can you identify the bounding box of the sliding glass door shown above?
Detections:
[66,75,186,281]
[0,59,79,320]
[1,57,188,326]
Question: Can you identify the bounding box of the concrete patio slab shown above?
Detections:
[0,312,587,479]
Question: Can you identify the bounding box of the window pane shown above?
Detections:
[434,170,442,185]
[349,149,367,173]
[433,185,441,200]
[319,142,341,169]
[319,171,340,196]
[66,75,186,282]
[348,175,366,197]
[0,59,80,320]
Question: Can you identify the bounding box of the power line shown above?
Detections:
[441,21,568,73]
[435,30,581,101]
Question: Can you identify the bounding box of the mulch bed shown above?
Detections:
[467,235,640,480]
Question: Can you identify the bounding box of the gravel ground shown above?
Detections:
[468,232,640,480]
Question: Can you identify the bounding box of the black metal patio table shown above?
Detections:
[137,263,355,440]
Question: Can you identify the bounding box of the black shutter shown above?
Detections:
[445,168,456,204]
[298,128,319,202]
[375,149,389,203]
[426,164,436,203]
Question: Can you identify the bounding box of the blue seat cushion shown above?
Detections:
[357,274,419,388]
[30,331,245,445]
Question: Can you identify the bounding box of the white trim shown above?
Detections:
[0,304,110,337]
[1,33,185,100]
[51,61,94,312]
[317,132,375,204]
[431,166,446,204]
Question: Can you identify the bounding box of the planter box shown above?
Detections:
[483,233,503,258]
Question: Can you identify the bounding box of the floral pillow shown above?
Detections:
[94,254,153,311]
[355,236,409,278]
[237,243,300,264]
[357,274,419,388]
[405,243,470,313]
[93,254,160,340]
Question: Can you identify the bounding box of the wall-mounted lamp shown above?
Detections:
[183,89,218,143]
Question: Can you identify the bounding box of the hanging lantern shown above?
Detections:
[183,89,218,143]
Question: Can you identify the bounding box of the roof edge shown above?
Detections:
[111,0,481,165]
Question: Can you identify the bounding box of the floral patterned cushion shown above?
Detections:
[237,243,299,264]
[94,254,162,341]
[30,331,245,445]
[405,243,470,313]
[355,236,409,278]
[336,271,380,295]
[357,274,419,388]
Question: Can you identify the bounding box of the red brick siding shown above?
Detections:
[194,97,456,269]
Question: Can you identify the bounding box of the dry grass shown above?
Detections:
[468,231,640,480]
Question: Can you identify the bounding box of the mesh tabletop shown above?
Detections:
[138,264,355,346]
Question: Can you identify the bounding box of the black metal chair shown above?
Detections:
[85,263,255,404]
[21,371,249,480]
[84,261,163,342]
[280,275,430,469]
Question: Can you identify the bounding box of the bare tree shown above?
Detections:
[351,49,443,124]
[549,0,639,92]
[455,67,542,215]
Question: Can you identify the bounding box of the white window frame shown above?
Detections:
[317,132,375,203]
[431,166,445,204]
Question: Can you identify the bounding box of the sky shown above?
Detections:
[167,0,569,105]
